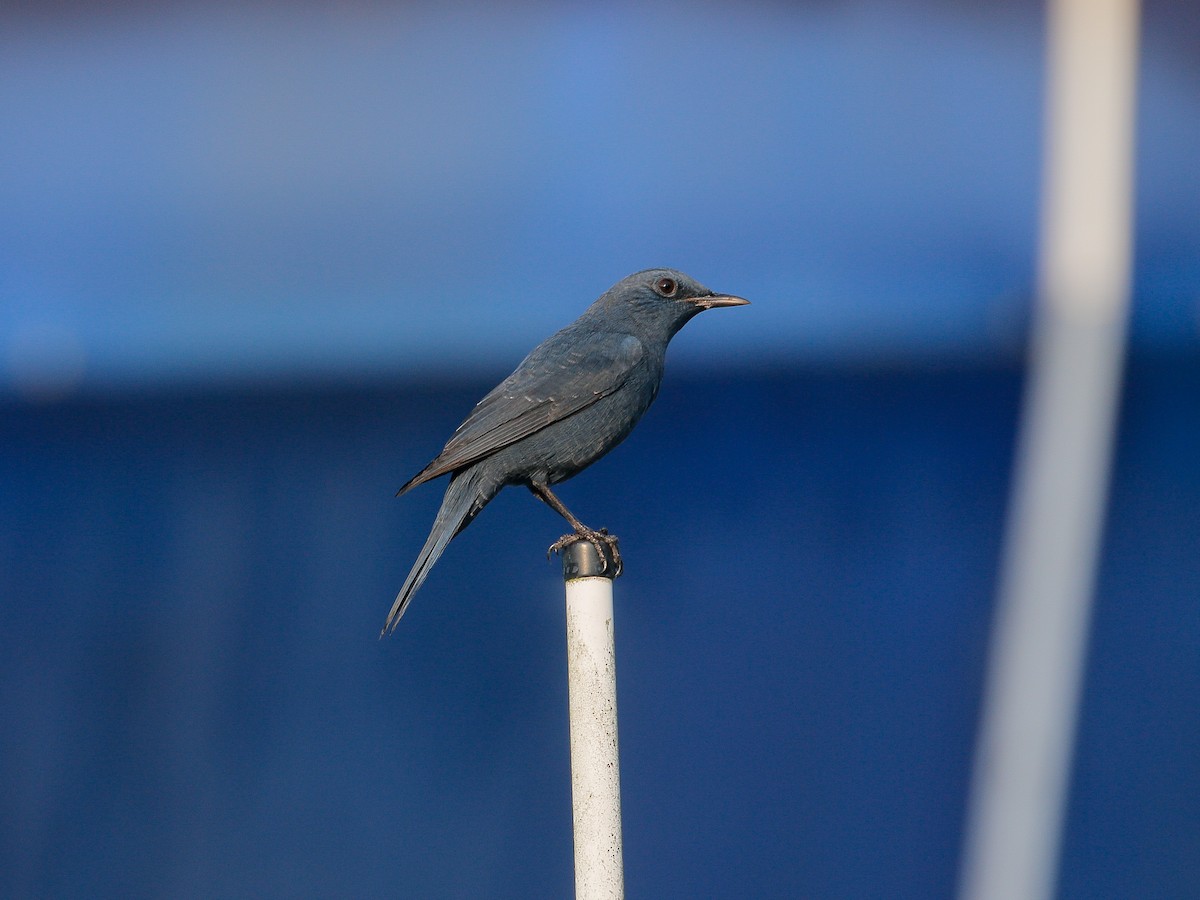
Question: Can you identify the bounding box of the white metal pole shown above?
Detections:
[959,2,1140,900]
[562,541,624,900]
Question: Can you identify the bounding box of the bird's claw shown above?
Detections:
[548,528,623,577]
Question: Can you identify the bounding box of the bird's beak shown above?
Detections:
[691,293,750,310]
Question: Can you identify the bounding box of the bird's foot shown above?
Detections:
[547,527,623,577]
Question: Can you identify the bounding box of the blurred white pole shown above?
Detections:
[562,541,624,900]
[959,2,1140,900]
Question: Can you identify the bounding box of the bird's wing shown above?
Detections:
[398,331,645,493]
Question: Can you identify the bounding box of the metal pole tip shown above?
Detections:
[561,539,618,581]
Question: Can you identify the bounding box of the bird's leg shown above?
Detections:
[528,482,622,576]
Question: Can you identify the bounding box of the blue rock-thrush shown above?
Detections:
[384,268,748,634]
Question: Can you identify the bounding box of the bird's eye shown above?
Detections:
[655,277,678,297]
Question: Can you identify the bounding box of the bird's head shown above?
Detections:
[595,268,749,339]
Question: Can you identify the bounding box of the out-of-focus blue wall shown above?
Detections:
[2,2,1199,898]
[2,362,1198,898]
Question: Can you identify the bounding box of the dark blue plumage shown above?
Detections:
[384,268,748,633]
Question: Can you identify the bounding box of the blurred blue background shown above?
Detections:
[1,1,1198,897]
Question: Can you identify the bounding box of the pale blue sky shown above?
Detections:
[1,2,1197,393]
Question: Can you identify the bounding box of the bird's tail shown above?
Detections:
[382,467,495,636]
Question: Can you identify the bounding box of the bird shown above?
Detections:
[383,268,748,635]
